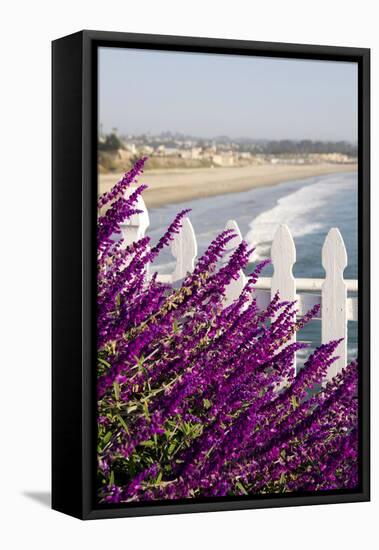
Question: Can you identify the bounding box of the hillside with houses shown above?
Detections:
[98,130,357,174]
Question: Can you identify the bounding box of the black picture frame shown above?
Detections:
[52,30,370,520]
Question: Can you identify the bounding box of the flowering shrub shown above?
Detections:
[97,158,358,503]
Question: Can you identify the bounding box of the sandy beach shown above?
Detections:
[99,163,357,209]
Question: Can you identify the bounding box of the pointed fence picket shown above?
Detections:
[222,220,248,307]
[322,228,348,379]
[119,192,150,247]
[157,217,198,284]
[271,225,297,373]
[115,196,358,381]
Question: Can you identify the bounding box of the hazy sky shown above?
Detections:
[99,47,358,142]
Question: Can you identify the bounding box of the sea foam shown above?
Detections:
[245,175,354,260]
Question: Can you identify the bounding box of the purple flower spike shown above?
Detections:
[96,158,358,503]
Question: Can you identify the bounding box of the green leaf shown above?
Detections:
[116,414,129,434]
[235,481,248,495]
[168,442,176,455]
[291,396,299,410]
[113,382,120,401]
[98,357,111,369]
[142,401,150,420]
[103,431,112,445]
[279,472,286,485]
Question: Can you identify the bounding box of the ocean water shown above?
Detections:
[147,171,358,363]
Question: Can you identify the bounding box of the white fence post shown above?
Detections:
[125,202,356,377]
[120,191,150,247]
[322,228,348,379]
[223,220,247,307]
[271,224,297,373]
[170,217,198,282]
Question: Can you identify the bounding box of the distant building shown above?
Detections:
[125,143,137,155]
[202,146,217,159]
[212,152,234,167]
[191,147,202,159]
[140,145,154,155]
[165,146,180,156]
[156,145,166,155]
[239,152,252,160]
[179,147,203,160]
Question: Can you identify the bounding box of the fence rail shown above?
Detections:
[119,193,357,381]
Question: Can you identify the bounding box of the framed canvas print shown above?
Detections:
[52,30,370,519]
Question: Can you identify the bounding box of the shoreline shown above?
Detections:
[99,163,357,209]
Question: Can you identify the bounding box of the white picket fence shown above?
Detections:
[119,193,358,381]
